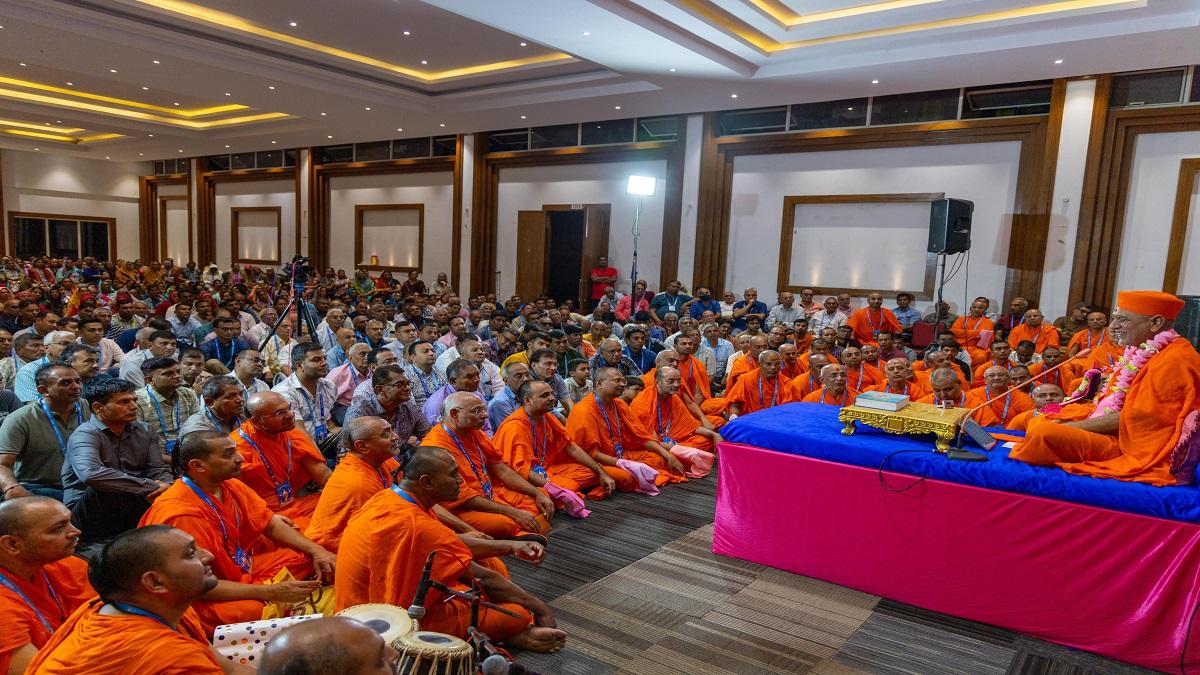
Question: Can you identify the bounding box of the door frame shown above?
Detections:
[542,203,610,307]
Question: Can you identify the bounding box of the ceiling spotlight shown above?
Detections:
[224,92,231,96]
[147,133,154,137]
[105,156,110,159]
[270,140,277,144]
[288,20,297,27]
[34,148,39,151]
[172,102,180,106]
[66,82,74,86]
[109,68,118,73]
[327,135,333,139]
[730,93,738,98]
[420,60,428,65]
[520,115,527,119]
[1054,58,1064,64]
[520,41,527,47]
[142,86,149,90]
[402,30,411,35]
[396,127,403,132]
[669,68,676,72]
[56,120,61,123]
[18,62,26,67]
[871,79,879,84]
[583,31,590,36]
[139,152,144,156]
[320,112,327,116]
[614,105,621,110]
[364,106,371,111]
[847,106,854,110]
[268,85,276,90]
[439,123,446,127]
[177,149,183,153]
[152,59,160,64]
[44,122,50,125]
[224,144,230,148]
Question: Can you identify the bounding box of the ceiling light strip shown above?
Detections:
[0,87,288,128]
[746,0,944,28]
[1,128,122,144]
[0,117,85,133]
[0,75,249,117]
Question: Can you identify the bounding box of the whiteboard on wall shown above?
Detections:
[232,207,280,265]
[357,205,422,270]
[782,195,938,295]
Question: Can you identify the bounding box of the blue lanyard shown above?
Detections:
[655,396,672,440]
[180,476,246,571]
[819,388,846,405]
[390,485,421,508]
[39,400,82,456]
[298,386,325,424]
[410,367,436,398]
[440,423,492,498]
[109,601,175,632]
[0,569,63,633]
[349,365,361,388]
[1000,392,1012,421]
[146,386,181,438]
[237,430,292,489]
[853,367,865,391]
[205,407,240,431]
[527,415,548,466]
[885,382,909,396]
[214,340,229,366]
[757,376,779,408]
[592,393,624,456]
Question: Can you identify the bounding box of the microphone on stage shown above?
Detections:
[407,551,437,622]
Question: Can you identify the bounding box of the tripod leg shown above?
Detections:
[258,296,297,352]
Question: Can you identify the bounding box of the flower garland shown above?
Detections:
[1089,329,1180,418]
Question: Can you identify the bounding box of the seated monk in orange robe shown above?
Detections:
[1006,309,1061,354]
[978,365,1035,427]
[1067,311,1123,370]
[952,299,997,367]
[494,381,622,499]
[0,498,94,675]
[1006,383,1065,431]
[796,339,839,373]
[845,293,902,345]
[789,354,829,400]
[867,358,930,400]
[726,351,797,416]
[566,367,688,484]
[140,431,335,634]
[640,349,720,434]
[801,364,857,406]
[629,367,719,476]
[335,447,566,653]
[1026,345,1079,393]
[1011,291,1200,485]
[421,392,555,538]
[915,367,1000,426]
[779,343,804,380]
[725,335,767,389]
[840,346,881,392]
[973,340,1015,383]
[26,525,228,674]
[674,331,726,427]
[232,392,332,531]
[914,349,971,391]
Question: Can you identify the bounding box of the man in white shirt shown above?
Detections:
[433,335,504,401]
[809,296,848,333]
[315,306,348,352]
[119,329,178,387]
[166,301,201,347]
[243,307,279,347]
[77,316,123,371]
[767,292,802,328]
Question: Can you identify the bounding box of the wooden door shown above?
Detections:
[515,210,548,299]
[580,204,611,306]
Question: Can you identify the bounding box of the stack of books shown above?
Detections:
[853,391,910,411]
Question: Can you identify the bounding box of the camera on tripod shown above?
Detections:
[283,254,312,286]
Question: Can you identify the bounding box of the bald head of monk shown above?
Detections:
[1031,383,1065,409]
[758,350,782,379]
[867,292,884,309]
[929,367,963,402]
[398,446,462,509]
[883,357,909,386]
[441,390,487,433]
[924,349,951,370]
[593,366,625,403]
[1009,365,1032,390]
[519,380,557,418]
[860,343,879,365]
[0,496,80,570]
[91,525,218,622]
[983,365,1012,394]
[808,354,830,377]
[820,364,847,395]
[173,429,241,482]
[1086,311,1108,331]
[258,616,399,675]
[655,366,682,398]
[748,336,768,360]
[247,391,296,433]
[655,349,679,370]
[778,343,797,364]
[347,416,398,467]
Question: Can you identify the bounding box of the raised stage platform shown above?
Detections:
[714,403,1200,672]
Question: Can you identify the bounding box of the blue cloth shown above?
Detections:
[892,306,922,329]
[13,356,49,402]
[327,344,348,369]
[689,298,722,320]
[721,402,1200,523]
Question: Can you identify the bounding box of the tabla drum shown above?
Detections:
[335,603,415,647]
[395,631,476,675]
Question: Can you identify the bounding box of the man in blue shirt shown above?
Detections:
[892,292,922,329]
[688,286,722,320]
[731,288,769,333]
[621,327,656,373]
[200,316,247,370]
[649,280,691,323]
[487,362,531,424]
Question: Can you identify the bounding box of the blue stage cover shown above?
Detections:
[721,402,1200,523]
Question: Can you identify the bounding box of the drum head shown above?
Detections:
[398,631,471,653]
[335,604,414,645]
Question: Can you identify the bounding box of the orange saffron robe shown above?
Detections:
[1006,323,1061,354]
[846,307,901,345]
[630,386,711,452]
[25,599,222,674]
[867,379,931,400]
[565,394,684,484]
[915,390,1001,426]
[305,454,401,553]
[334,489,532,641]
[231,421,326,530]
[725,353,758,389]
[677,354,727,425]
[844,364,881,391]
[725,369,796,415]
[979,388,1035,427]
[1010,338,1200,485]
[139,478,312,634]
[972,358,1013,384]
[801,387,855,406]
[420,424,551,537]
[796,352,839,373]
[1006,409,1047,432]
[952,315,997,366]
[788,371,823,400]
[793,334,814,354]
[0,557,93,673]
[494,407,615,498]
[1067,328,1123,371]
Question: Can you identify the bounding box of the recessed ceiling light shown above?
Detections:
[439,123,446,127]
[55,120,61,123]
[364,106,371,111]
[139,153,144,156]
[420,60,428,65]
[109,68,118,73]
[152,60,160,64]
[847,106,854,111]
[730,93,738,98]
[224,144,230,148]
[402,30,411,35]
[871,79,879,84]
[520,115,527,119]
[320,112,327,116]
[34,148,39,151]
[105,156,110,159]
[177,149,183,153]
[288,20,297,27]
[268,85,276,90]
[520,41,527,47]
[270,140,277,144]
[1054,58,1064,64]
[614,105,621,110]
[65,82,73,86]
[18,62,26,67]
[396,127,403,132]
[669,68,676,72]
[172,102,180,106]
[327,135,333,139]
[583,31,590,36]
[147,134,154,137]
[224,92,231,96]
[142,86,149,90]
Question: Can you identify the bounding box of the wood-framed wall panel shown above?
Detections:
[138,173,188,262]
[1070,102,1200,308]
[353,203,425,273]
[1163,157,1200,295]
[693,113,1060,302]
[157,194,191,263]
[230,205,283,266]
[196,166,296,267]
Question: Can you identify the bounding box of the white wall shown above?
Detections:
[725,142,1022,315]
[213,180,296,269]
[495,160,667,298]
[326,172,454,281]
[1039,79,1097,317]
[1114,130,1200,294]
[677,114,703,289]
[1,149,149,260]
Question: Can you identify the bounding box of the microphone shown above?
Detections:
[407,551,437,622]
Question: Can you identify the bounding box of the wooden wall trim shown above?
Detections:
[197,166,295,269]
[659,116,687,288]
[1163,157,1200,295]
[8,211,117,263]
[353,203,425,273]
[1070,101,1200,308]
[137,174,187,262]
[0,148,5,257]
[230,206,283,266]
[452,135,464,293]
[157,195,191,262]
[470,132,496,296]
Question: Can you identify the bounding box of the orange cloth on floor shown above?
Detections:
[915,390,1000,426]
[231,420,327,530]
[867,379,930,400]
[334,489,533,641]
[1010,338,1200,485]
[801,388,856,406]
[25,599,222,674]
[1067,328,1124,370]
[304,454,400,553]
[420,423,551,536]
[978,389,1035,427]
[846,307,901,345]
[565,394,683,484]
[0,556,93,674]
[139,477,313,634]
[494,407,612,498]
[844,364,881,391]
[725,369,796,415]
[1007,323,1061,354]
[630,386,712,452]
[952,315,997,366]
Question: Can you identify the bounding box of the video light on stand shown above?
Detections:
[626,175,656,297]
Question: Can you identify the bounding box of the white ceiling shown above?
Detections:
[0,0,1196,162]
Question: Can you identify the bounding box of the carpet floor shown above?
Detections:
[505,474,1156,675]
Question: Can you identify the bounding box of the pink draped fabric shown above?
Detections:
[712,442,1200,672]
[669,444,714,478]
[545,481,591,518]
[615,459,661,495]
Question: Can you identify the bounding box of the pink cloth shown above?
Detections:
[326,362,367,406]
[615,459,661,495]
[668,444,714,478]
[712,441,1200,673]
[545,481,591,518]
